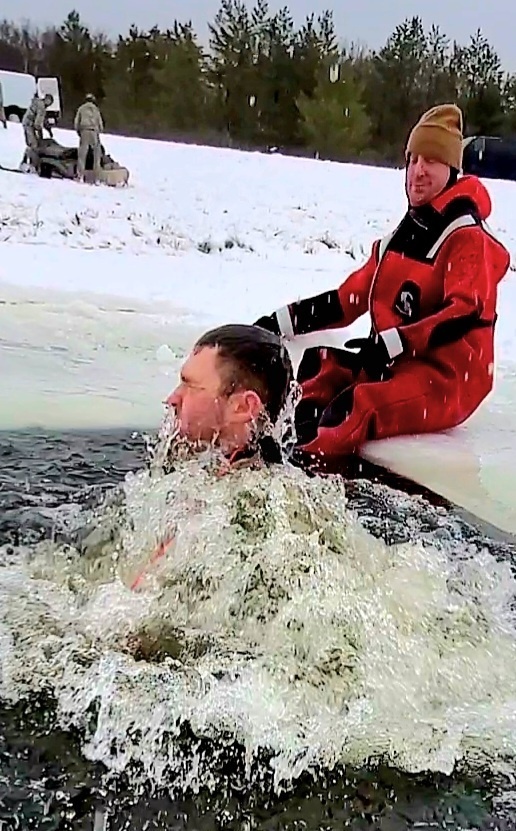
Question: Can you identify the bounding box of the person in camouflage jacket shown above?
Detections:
[0,82,7,128]
[22,93,53,148]
[74,93,104,182]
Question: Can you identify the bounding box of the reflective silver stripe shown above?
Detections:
[367,232,394,316]
[380,327,404,359]
[378,231,394,262]
[426,214,477,259]
[481,218,505,248]
[276,305,294,339]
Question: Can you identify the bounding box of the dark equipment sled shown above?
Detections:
[24,138,129,186]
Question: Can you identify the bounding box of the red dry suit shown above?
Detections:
[271,175,510,468]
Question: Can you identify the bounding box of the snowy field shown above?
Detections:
[1,123,516,532]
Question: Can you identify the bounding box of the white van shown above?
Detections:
[0,70,62,123]
[37,76,62,124]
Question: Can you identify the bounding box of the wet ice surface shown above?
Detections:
[1,429,516,830]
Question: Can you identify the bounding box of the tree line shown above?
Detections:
[0,2,513,163]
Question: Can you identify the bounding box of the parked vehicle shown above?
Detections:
[36,76,62,124]
[0,69,62,123]
[462,135,516,181]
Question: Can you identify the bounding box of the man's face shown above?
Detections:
[406,154,451,206]
[165,346,262,447]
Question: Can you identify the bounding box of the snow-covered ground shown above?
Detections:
[1,123,516,531]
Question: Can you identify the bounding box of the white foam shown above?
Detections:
[2,458,516,793]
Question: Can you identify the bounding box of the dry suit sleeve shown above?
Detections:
[384,228,503,359]
[336,243,378,326]
[256,242,378,338]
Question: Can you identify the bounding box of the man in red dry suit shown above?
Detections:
[255,103,511,473]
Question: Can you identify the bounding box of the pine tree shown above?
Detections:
[46,11,110,116]
[453,30,504,134]
[151,23,212,133]
[208,0,260,141]
[364,17,430,157]
[297,57,370,158]
[102,26,160,131]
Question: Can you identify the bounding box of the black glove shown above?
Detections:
[254,312,281,335]
[345,330,403,381]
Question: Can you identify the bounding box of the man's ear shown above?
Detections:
[230,389,263,422]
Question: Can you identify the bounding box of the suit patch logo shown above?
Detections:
[394,281,421,322]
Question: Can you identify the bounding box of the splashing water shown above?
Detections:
[1,433,516,799]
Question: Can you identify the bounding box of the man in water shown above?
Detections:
[162,323,294,467]
[74,324,294,570]
[120,323,295,599]
[255,103,511,473]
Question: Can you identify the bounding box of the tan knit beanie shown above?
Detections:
[406,103,463,170]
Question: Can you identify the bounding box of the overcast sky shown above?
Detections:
[2,0,514,70]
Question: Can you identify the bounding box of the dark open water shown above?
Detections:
[1,429,515,831]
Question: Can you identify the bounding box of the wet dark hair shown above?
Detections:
[194,323,293,426]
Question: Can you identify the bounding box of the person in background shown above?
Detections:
[0,81,7,128]
[74,93,104,183]
[22,92,54,149]
[255,103,511,473]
